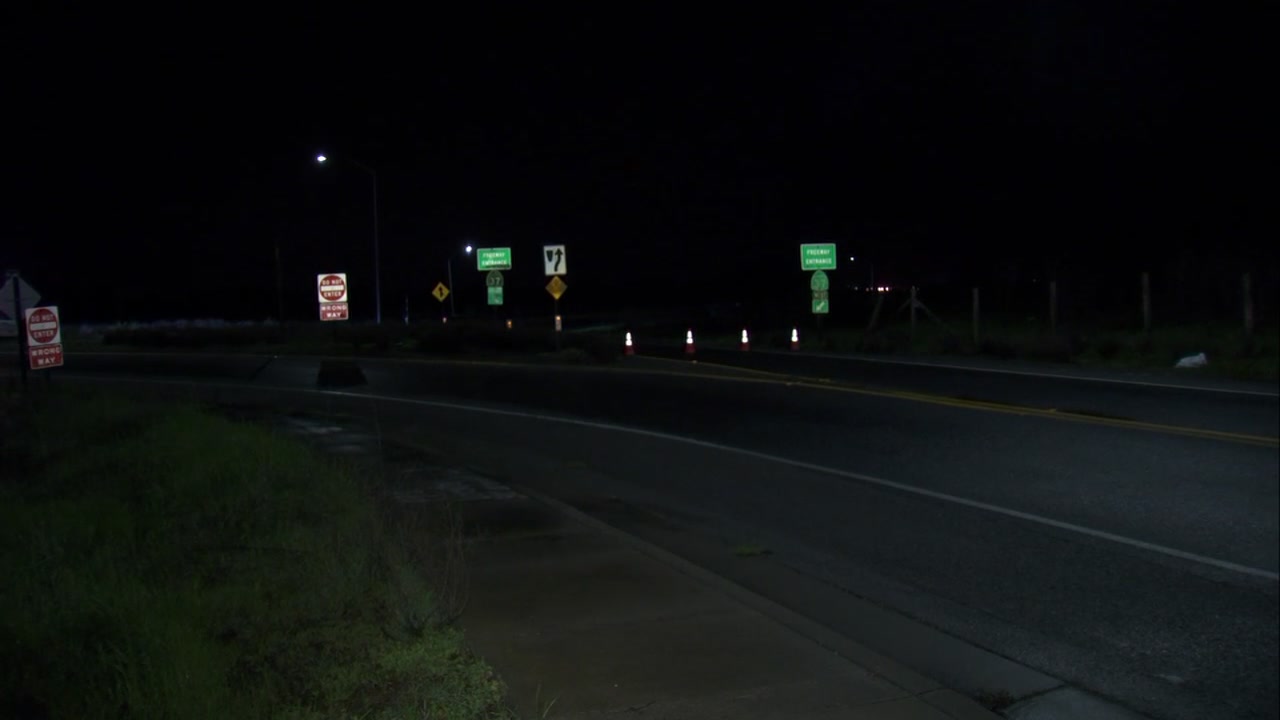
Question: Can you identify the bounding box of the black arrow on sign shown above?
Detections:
[554,247,563,272]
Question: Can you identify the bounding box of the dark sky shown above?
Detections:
[2,3,1273,323]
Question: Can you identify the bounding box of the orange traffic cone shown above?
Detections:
[790,328,799,351]
[624,331,635,355]
[684,329,696,355]
[740,328,750,352]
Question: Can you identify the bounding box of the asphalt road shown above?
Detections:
[641,346,1280,437]
[58,351,1279,720]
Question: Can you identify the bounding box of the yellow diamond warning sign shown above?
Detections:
[432,282,450,302]
[545,276,567,300]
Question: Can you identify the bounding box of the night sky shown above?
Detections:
[3,4,1272,324]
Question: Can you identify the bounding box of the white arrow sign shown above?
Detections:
[543,245,567,276]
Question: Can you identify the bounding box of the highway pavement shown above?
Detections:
[58,350,1279,719]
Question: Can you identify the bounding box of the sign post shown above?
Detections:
[25,306,64,370]
[480,260,509,325]
[545,275,567,350]
[801,248,836,342]
[3,270,34,386]
[485,271,504,308]
[317,273,350,321]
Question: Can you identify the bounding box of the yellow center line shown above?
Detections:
[626,357,1279,448]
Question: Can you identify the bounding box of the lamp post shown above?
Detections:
[447,244,473,318]
[316,153,381,324]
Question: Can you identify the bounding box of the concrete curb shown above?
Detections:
[509,482,1004,720]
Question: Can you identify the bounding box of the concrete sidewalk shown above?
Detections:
[266,407,1001,719]
[454,491,998,720]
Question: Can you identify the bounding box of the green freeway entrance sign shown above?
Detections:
[809,270,829,291]
[800,244,837,271]
[487,286,504,306]
[477,248,512,271]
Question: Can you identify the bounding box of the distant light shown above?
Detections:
[849,256,856,262]
[316,154,327,163]
[464,245,473,254]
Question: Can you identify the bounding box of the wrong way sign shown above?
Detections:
[317,273,350,322]
[25,305,64,369]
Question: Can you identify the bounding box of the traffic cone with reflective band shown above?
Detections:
[740,329,750,352]
[624,332,635,355]
[790,328,799,351]
[684,329,696,355]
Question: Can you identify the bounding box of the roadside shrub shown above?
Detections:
[101,326,284,348]
[412,326,466,354]
[1093,335,1123,359]
[937,333,965,355]
[979,337,1017,359]
[564,334,621,364]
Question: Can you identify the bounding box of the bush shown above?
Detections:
[101,326,285,349]
[937,333,966,355]
[979,337,1017,359]
[563,334,621,364]
[858,329,909,354]
[1093,335,1123,359]
[1020,334,1080,363]
[334,325,397,354]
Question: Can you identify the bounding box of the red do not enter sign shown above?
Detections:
[318,273,347,303]
[26,307,60,344]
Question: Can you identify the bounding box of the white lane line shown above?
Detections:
[322,390,1280,582]
[755,349,1280,398]
[62,374,1280,582]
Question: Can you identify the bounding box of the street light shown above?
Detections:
[446,244,473,318]
[316,152,381,324]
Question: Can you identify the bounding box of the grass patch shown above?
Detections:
[0,389,512,720]
[732,543,772,558]
[80,321,621,365]
[709,317,1278,381]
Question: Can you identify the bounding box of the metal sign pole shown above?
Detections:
[554,297,561,351]
[10,271,28,389]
